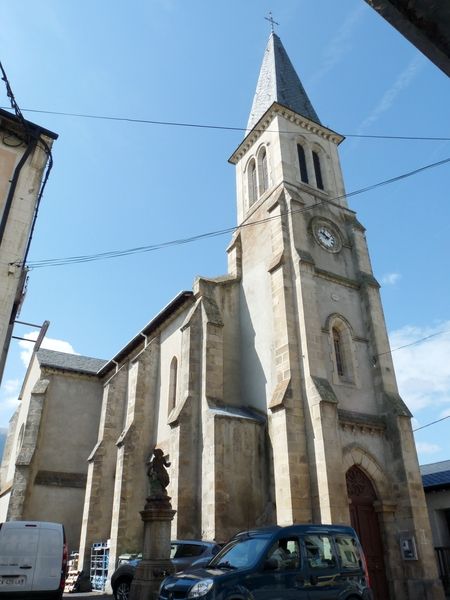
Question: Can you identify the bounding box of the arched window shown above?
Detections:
[333,328,345,377]
[297,144,308,184]
[328,316,356,385]
[259,147,268,195]
[168,357,178,415]
[248,159,257,206]
[312,150,324,190]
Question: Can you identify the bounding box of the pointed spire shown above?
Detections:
[247,33,321,130]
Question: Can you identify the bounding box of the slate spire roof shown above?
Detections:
[247,33,321,130]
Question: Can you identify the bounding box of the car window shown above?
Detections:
[334,535,361,569]
[171,543,205,558]
[266,538,300,571]
[210,536,270,569]
[303,535,336,569]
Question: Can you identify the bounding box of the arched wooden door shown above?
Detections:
[346,466,389,600]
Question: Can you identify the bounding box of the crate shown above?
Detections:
[90,541,110,591]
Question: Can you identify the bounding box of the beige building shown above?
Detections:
[1,33,444,600]
[0,349,105,550]
[0,108,57,383]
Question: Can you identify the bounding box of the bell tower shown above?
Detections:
[228,31,444,600]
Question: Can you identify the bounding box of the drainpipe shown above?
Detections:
[0,133,37,247]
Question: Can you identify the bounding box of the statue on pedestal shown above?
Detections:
[129,448,176,600]
[146,448,171,501]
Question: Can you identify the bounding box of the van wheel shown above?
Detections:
[114,577,132,600]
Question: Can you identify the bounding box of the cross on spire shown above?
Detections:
[264,11,279,33]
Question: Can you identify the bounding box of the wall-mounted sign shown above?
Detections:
[399,534,418,560]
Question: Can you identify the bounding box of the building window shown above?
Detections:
[259,147,269,195]
[328,317,356,385]
[312,150,324,190]
[297,144,308,184]
[333,328,345,377]
[168,357,178,415]
[248,159,257,206]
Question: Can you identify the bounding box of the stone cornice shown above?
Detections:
[314,268,360,290]
[338,409,386,435]
[229,102,344,164]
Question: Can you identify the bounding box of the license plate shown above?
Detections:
[0,576,25,585]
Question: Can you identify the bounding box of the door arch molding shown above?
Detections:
[342,445,390,499]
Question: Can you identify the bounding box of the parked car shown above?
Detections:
[158,524,373,600]
[0,520,68,599]
[111,540,221,600]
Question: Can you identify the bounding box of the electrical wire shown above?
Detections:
[1,106,449,142]
[377,329,450,358]
[413,415,450,432]
[13,154,450,269]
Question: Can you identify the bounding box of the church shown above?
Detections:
[0,32,444,600]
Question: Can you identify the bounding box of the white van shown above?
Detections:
[0,521,67,599]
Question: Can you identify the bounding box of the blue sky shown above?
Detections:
[0,0,449,464]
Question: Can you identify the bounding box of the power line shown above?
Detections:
[377,329,450,358]
[413,415,450,432]
[13,154,449,269]
[1,106,449,142]
[0,64,28,133]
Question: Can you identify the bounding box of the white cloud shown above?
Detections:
[1,396,20,410]
[382,272,401,285]
[308,5,366,89]
[19,332,77,369]
[415,442,441,455]
[2,379,20,394]
[389,321,450,412]
[440,408,450,418]
[356,54,425,134]
[0,380,21,425]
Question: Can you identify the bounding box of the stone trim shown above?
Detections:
[267,251,284,273]
[321,326,368,344]
[342,444,390,499]
[268,379,291,411]
[229,103,344,164]
[383,392,412,418]
[116,422,136,448]
[338,409,386,435]
[344,213,366,232]
[266,186,285,213]
[314,268,360,290]
[310,376,338,404]
[358,272,381,289]
[296,249,315,264]
[34,470,87,488]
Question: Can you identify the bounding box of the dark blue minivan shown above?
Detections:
[159,524,373,600]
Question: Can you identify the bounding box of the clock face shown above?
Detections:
[312,220,342,252]
[317,226,336,249]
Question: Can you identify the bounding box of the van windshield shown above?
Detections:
[209,536,270,570]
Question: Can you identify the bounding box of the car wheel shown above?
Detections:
[114,577,132,600]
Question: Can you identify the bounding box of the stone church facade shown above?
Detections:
[1,34,444,600]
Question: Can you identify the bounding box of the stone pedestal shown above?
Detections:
[129,496,176,600]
